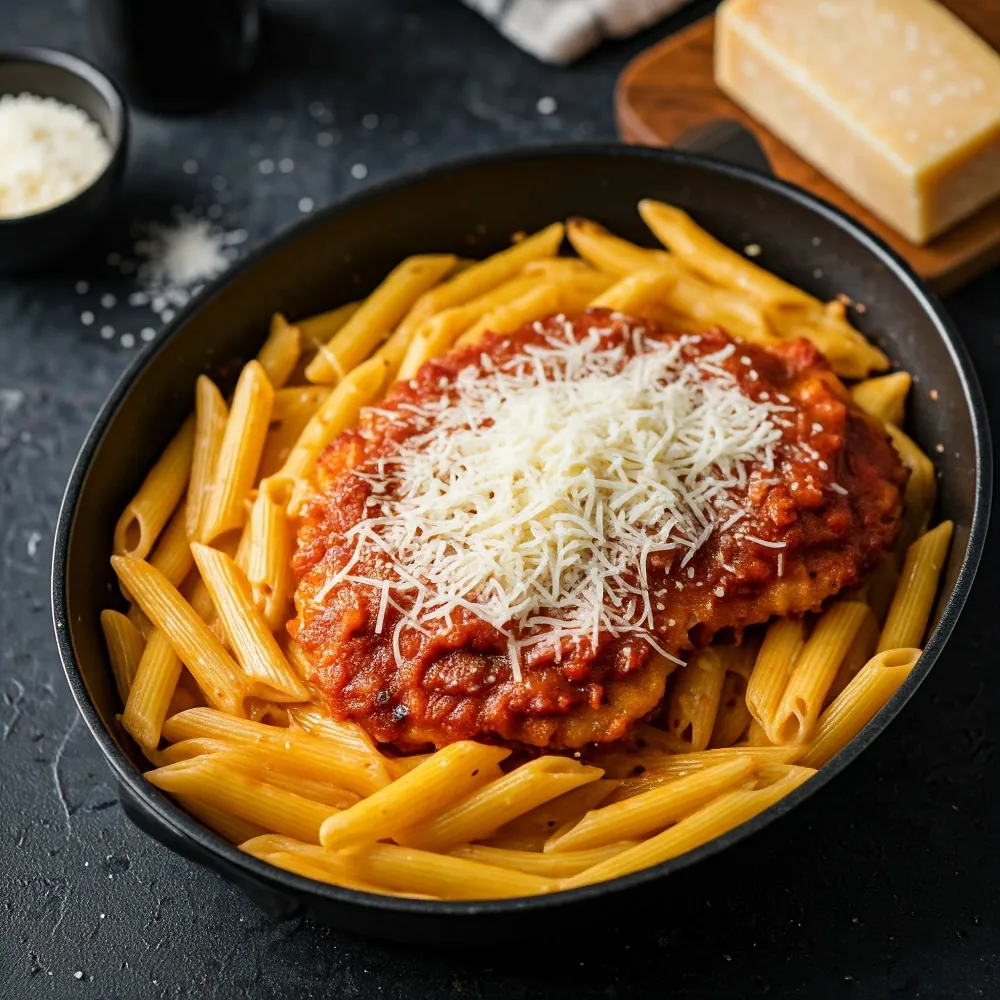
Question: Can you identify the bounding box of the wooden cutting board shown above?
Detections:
[615,5,1000,294]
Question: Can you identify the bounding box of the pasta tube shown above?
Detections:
[149,502,194,588]
[161,708,391,796]
[888,424,938,552]
[147,756,338,843]
[772,601,870,744]
[191,543,310,702]
[563,766,815,887]
[801,648,920,768]
[269,354,387,485]
[878,521,953,652]
[121,628,183,749]
[199,361,274,542]
[111,555,247,716]
[396,757,602,851]
[456,283,562,347]
[850,371,912,426]
[187,376,228,539]
[566,217,673,276]
[113,416,195,560]
[100,609,145,703]
[545,757,756,854]
[663,647,728,751]
[305,255,458,383]
[256,314,301,389]
[589,267,678,313]
[319,741,510,850]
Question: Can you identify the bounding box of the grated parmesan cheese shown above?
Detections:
[0,93,112,218]
[322,322,793,681]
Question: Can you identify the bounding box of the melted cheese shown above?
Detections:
[318,320,793,679]
[715,0,1000,244]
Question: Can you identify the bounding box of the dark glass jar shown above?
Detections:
[86,0,261,114]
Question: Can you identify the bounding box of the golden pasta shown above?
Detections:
[113,416,195,560]
[98,203,950,901]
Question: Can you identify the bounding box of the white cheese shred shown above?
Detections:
[327,322,791,676]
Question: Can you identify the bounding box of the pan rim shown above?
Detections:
[51,141,992,918]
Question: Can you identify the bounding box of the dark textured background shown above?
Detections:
[1,1,997,997]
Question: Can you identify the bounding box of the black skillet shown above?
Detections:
[51,139,991,944]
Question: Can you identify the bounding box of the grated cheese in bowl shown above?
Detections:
[0,93,113,219]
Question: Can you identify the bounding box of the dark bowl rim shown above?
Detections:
[0,45,128,225]
[52,141,993,918]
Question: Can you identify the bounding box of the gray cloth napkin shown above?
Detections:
[463,0,694,64]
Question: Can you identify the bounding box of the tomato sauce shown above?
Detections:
[291,311,906,750]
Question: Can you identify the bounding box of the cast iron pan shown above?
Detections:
[52,142,991,944]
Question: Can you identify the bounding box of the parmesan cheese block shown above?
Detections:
[715,0,1000,244]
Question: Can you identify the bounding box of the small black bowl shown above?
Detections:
[0,47,128,271]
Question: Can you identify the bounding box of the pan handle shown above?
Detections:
[671,119,774,176]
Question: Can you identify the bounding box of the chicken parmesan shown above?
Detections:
[291,310,906,750]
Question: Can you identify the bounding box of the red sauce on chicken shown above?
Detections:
[290,311,906,750]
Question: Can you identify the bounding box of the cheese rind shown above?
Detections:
[715,0,1000,244]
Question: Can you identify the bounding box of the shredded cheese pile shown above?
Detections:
[328,320,792,679]
[0,93,112,218]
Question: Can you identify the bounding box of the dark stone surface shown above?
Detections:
[1,0,997,997]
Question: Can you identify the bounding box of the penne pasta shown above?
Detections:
[600,744,803,792]
[486,780,621,852]
[111,555,247,716]
[864,552,903,626]
[405,224,565,324]
[187,376,229,539]
[589,266,678,313]
[801,648,920,768]
[149,502,194,588]
[319,741,511,850]
[100,609,145,703]
[566,217,673,276]
[147,756,338,843]
[878,521,953,652]
[99,203,952,900]
[113,416,195,560]
[191,543,310,702]
[205,749,361,810]
[709,668,753,748]
[562,765,815,887]
[161,707,391,796]
[305,255,459,383]
[199,361,274,543]
[455,283,562,347]
[176,794,268,846]
[296,300,361,348]
[449,842,636,878]
[638,199,815,307]
[268,354,387,486]
[663,647,729,751]
[663,270,772,343]
[396,277,540,381]
[763,300,889,379]
[121,627,184,748]
[244,482,297,632]
[244,835,558,899]
[396,757,603,852]
[826,606,879,704]
[851,371,912,426]
[772,601,870,745]
[256,314,301,389]
[545,757,756,854]
[888,424,938,552]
